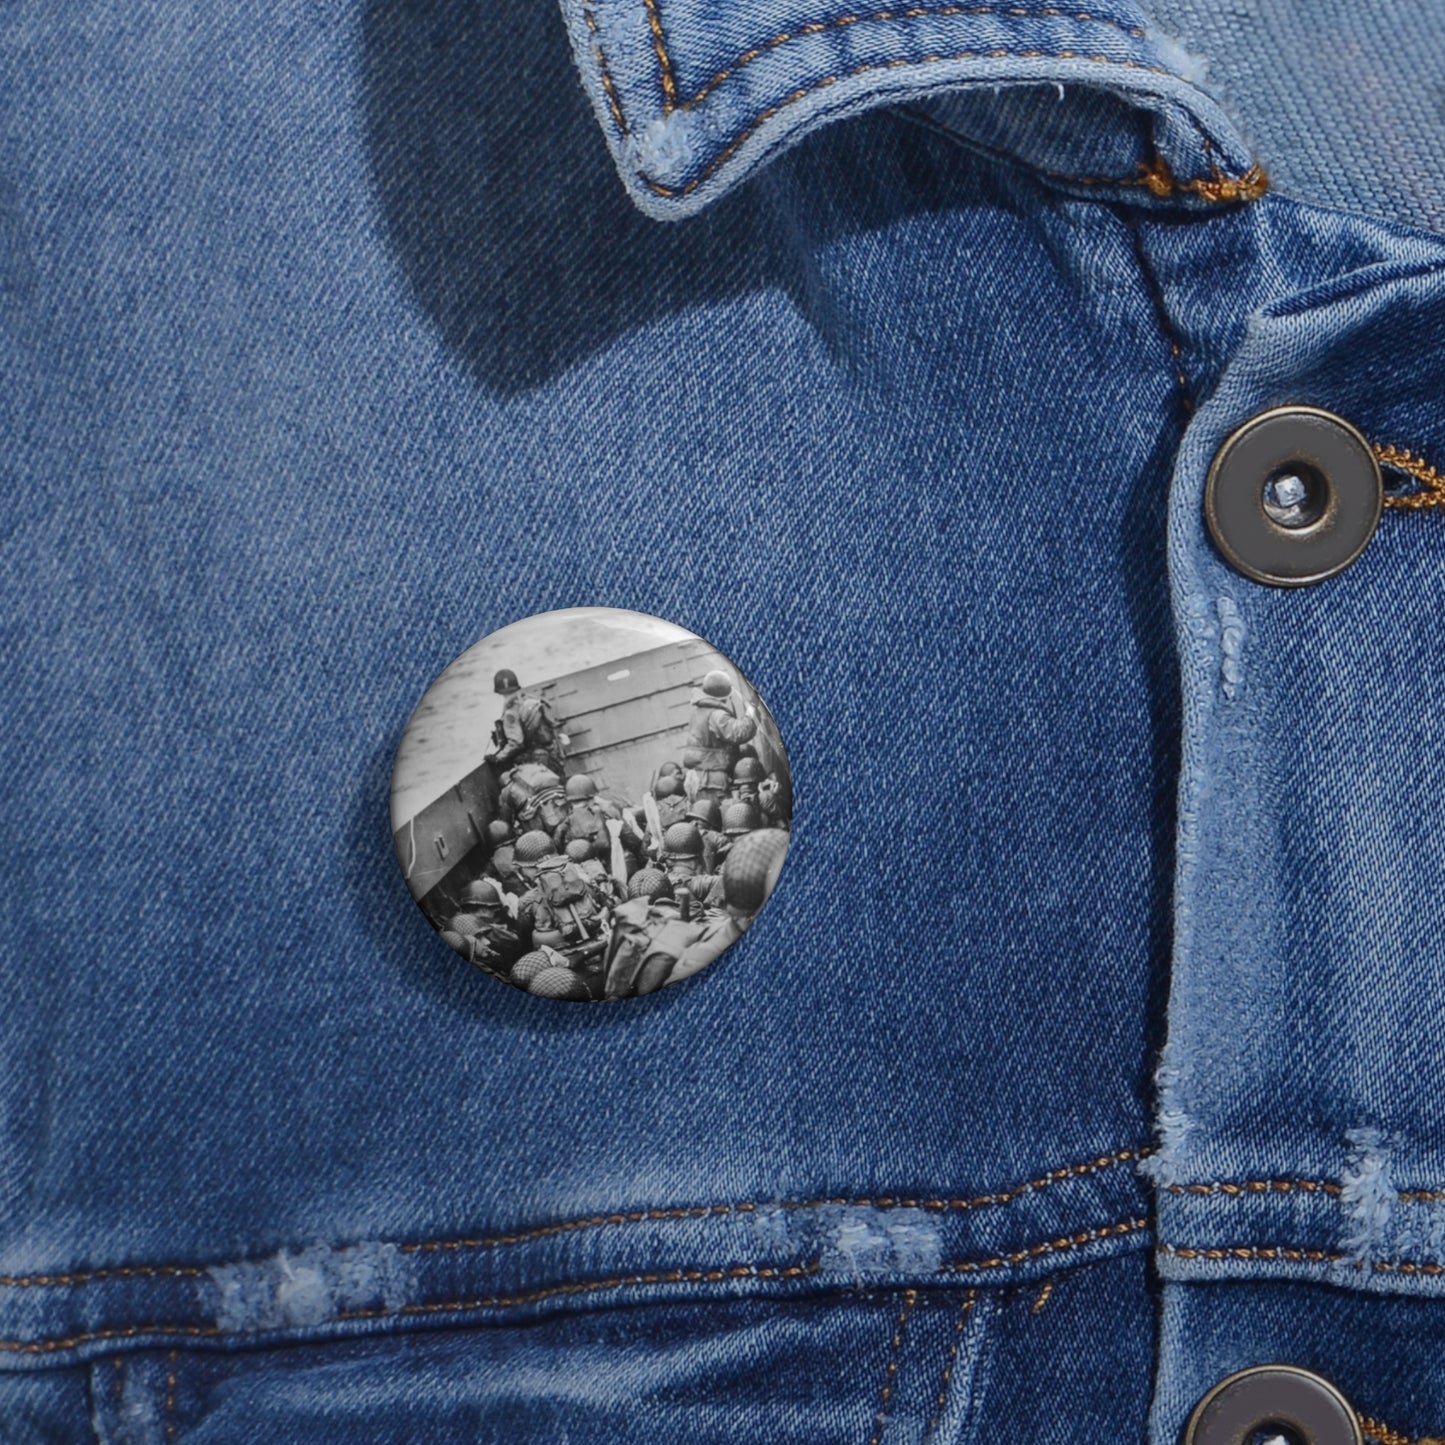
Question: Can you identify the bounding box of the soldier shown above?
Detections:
[484,818,525,897]
[684,795,729,873]
[515,837,610,961]
[486,669,564,774]
[720,800,760,841]
[671,829,790,983]
[555,773,644,869]
[731,755,790,828]
[660,821,718,909]
[602,869,705,999]
[445,877,528,977]
[498,763,569,840]
[654,774,692,830]
[564,837,623,901]
[682,670,757,802]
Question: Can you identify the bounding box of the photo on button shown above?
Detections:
[390,607,792,1001]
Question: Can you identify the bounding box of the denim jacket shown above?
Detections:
[4,0,1445,1441]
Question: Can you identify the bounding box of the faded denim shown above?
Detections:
[3,0,1445,1441]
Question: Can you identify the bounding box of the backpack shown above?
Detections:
[603,898,709,999]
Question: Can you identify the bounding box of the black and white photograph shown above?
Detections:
[391,607,792,1000]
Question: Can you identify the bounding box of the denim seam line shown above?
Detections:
[1157,1242,1445,1276]
[0,1220,1151,1357]
[923,1290,979,1437]
[0,1145,1153,1293]
[637,3,1149,117]
[1359,1412,1445,1445]
[1166,1177,1445,1202]
[866,1287,919,1445]
[1375,442,1445,509]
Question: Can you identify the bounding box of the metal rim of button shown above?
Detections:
[1183,1364,1363,1445]
[1204,405,1382,587]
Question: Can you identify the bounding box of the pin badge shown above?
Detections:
[391,608,792,1000]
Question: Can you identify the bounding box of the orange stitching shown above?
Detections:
[164,1348,178,1442]
[1137,151,1268,203]
[940,1217,1149,1273]
[639,52,1263,199]
[400,1146,1151,1257]
[1374,444,1445,510]
[0,1323,223,1356]
[0,1147,1150,1294]
[1165,1178,1343,1198]
[1030,1277,1055,1312]
[924,1291,977,1438]
[642,0,677,107]
[1158,1242,1445,1276]
[675,5,1149,112]
[583,7,628,133]
[1400,1189,1445,1203]
[868,1288,919,1445]
[1360,1414,1445,1445]
[0,1263,206,1289]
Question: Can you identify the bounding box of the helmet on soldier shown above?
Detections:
[663,822,703,858]
[720,829,789,915]
[449,912,483,937]
[493,668,520,695]
[685,797,721,830]
[565,839,594,863]
[628,868,673,901]
[733,757,765,783]
[656,761,684,781]
[511,950,554,987]
[514,830,554,863]
[565,774,597,802]
[529,967,590,1000]
[460,878,504,909]
[721,801,760,836]
[486,819,511,845]
[654,776,680,800]
[702,670,732,697]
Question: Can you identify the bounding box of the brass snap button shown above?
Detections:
[1183,1365,1363,1445]
[1204,406,1382,586]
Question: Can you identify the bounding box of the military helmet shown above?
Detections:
[654,776,681,800]
[733,757,765,783]
[486,819,511,845]
[656,761,684,779]
[529,966,590,1000]
[460,878,503,908]
[514,829,555,863]
[439,929,467,954]
[701,670,732,697]
[493,668,520,695]
[721,801,760,836]
[720,828,789,914]
[565,839,594,863]
[685,797,722,830]
[448,912,483,937]
[565,774,597,802]
[627,868,673,901]
[511,950,554,987]
[663,821,703,858]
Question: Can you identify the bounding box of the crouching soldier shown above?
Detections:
[555,773,644,874]
[441,877,528,978]
[484,819,526,897]
[515,835,612,996]
[684,796,729,873]
[602,870,702,999]
[731,756,790,829]
[670,828,790,984]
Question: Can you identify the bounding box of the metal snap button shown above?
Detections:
[1183,1365,1363,1445]
[391,607,792,1001]
[1204,406,1382,586]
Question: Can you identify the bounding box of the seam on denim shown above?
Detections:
[1165,1178,1445,1203]
[0,1325,224,1357]
[867,1288,919,1445]
[1118,209,1193,417]
[584,7,629,132]
[1360,1413,1445,1445]
[1374,443,1445,510]
[940,1217,1149,1273]
[398,1146,1152,1257]
[1158,1243,1445,1276]
[636,52,1240,200]
[163,1349,178,1442]
[0,1147,1150,1294]
[642,0,677,106]
[112,1355,124,1416]
[894,107,1266,204]
[1165,1178,1343,1198]
[1029,1276,1055,1312]
[671,7,1150,114]
[923,1290,977,1439]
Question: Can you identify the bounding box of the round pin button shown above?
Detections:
[390,607,792,1001]
[1183,1365,1363,1445]
[1204,406,1382,586]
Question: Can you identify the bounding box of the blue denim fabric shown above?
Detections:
[3,0,1445,1441]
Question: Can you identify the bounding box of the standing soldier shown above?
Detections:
[682,670,757,802]
[486,669,564,775]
